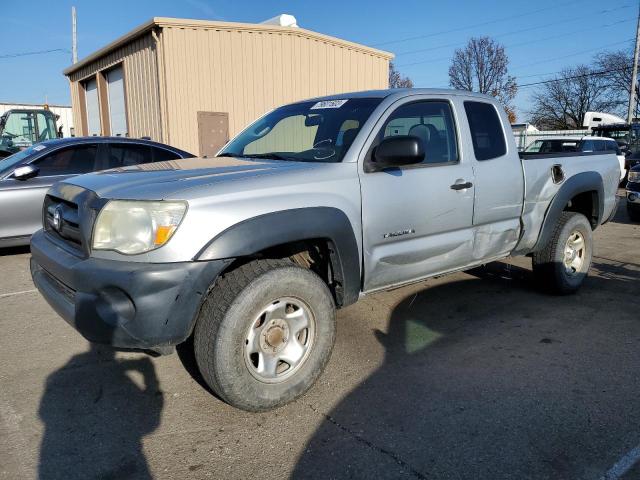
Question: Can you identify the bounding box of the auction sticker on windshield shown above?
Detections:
[33,145,47,152]
[311,99,348,109]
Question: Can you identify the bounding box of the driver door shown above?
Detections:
[359,98,476,292]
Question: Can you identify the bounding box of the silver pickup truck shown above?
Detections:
[30,89,620,411]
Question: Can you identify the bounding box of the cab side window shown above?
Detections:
[107,144,153,168]
[464,101,506,161]
[152,147,183,163]
[580,140,595,152]
[35,145,98,176]
[605,140,621,155]
[378,101,458,165]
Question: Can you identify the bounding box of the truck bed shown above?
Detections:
[515,151,620,253]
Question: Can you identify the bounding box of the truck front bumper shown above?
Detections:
[30,230,229,351]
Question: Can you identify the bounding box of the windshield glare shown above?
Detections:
[219,98,383,162]
[0,145,40,176]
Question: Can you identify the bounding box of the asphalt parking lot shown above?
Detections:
[1,195,639,480]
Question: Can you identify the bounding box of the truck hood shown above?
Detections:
[65,156,320,199]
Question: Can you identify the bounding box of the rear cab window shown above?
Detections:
[463,101,507,161]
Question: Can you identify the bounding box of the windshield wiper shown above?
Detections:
[241,153,296,161]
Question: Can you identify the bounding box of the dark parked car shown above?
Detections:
[0,137,194,247]
[627,164,640,221]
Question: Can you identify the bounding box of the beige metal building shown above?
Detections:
[63,17,393,156]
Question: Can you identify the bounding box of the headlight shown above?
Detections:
[92,200,187,254]
[629,171,640,183]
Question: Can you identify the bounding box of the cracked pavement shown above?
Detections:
[1,197,639,480]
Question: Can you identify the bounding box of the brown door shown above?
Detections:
[197,111,229,157]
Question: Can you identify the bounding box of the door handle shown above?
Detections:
[450,181,473,190]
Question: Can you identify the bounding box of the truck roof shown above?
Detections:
[301,88,497,103]
[34,136,194,155]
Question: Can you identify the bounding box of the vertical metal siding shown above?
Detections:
[161,26,390,153]
[67,34,162,140]
[66,22,390,154]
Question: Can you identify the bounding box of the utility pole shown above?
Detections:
[72,6,78,64]
[628,0,640,124]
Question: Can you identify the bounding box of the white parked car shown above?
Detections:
[525,136,626,183]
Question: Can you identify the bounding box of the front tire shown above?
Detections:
[532,212,593,294]
[193,259,336,412]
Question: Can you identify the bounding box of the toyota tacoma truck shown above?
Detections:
[30,89,620,411]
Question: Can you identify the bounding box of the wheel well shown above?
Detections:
[219,239,346,307]
[565,191,599,228]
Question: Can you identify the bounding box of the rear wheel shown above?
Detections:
[193,259,336,412]
[532,212,593,294]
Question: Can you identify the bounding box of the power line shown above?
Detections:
[407,39,635,89]
[517,67,626,88]
[397,32,634,69]
[394,6,631,57]
[372,0,595,47]
[510,38,635,71]
[0,48,69,60]
[422,65,630,91]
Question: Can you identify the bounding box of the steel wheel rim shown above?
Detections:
[244,297,316,384]
[563,230,586,275]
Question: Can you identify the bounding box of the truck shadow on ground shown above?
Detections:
[292,261,640,479]
[611,192,638,225]
[0,245,29,257]
[37,343,163,480]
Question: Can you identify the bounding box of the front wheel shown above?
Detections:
[193,259,336,412]
[532,212,593,294]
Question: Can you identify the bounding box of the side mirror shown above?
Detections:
[365,135,424,173]
[13,164,39,181]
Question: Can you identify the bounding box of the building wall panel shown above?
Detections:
[161,26,390,153]
[67,34,162,141]
[65,20,392,155]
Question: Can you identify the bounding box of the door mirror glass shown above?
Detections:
[367,136,424,172]
[13,164,39,181]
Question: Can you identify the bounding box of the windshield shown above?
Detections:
[0,144,42,176]
[0,111,38,146]
[219,98,383,162]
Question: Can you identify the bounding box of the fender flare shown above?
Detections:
[533,171,604,252]
[196,207,361,306]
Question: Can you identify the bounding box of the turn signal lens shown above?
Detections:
[154,225,177,246]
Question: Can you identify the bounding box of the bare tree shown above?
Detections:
[389,62,414,88]
[528,65,620,129]
[594,49,634,117]
[448,36,517,118]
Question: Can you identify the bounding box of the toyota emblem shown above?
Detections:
[52,206,62,231]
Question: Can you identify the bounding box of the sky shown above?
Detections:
[0,0,636,122]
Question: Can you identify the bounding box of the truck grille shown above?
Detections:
[43,195,84,252]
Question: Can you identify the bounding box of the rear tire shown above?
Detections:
[532,212,593,295]
[193,259,336,412]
